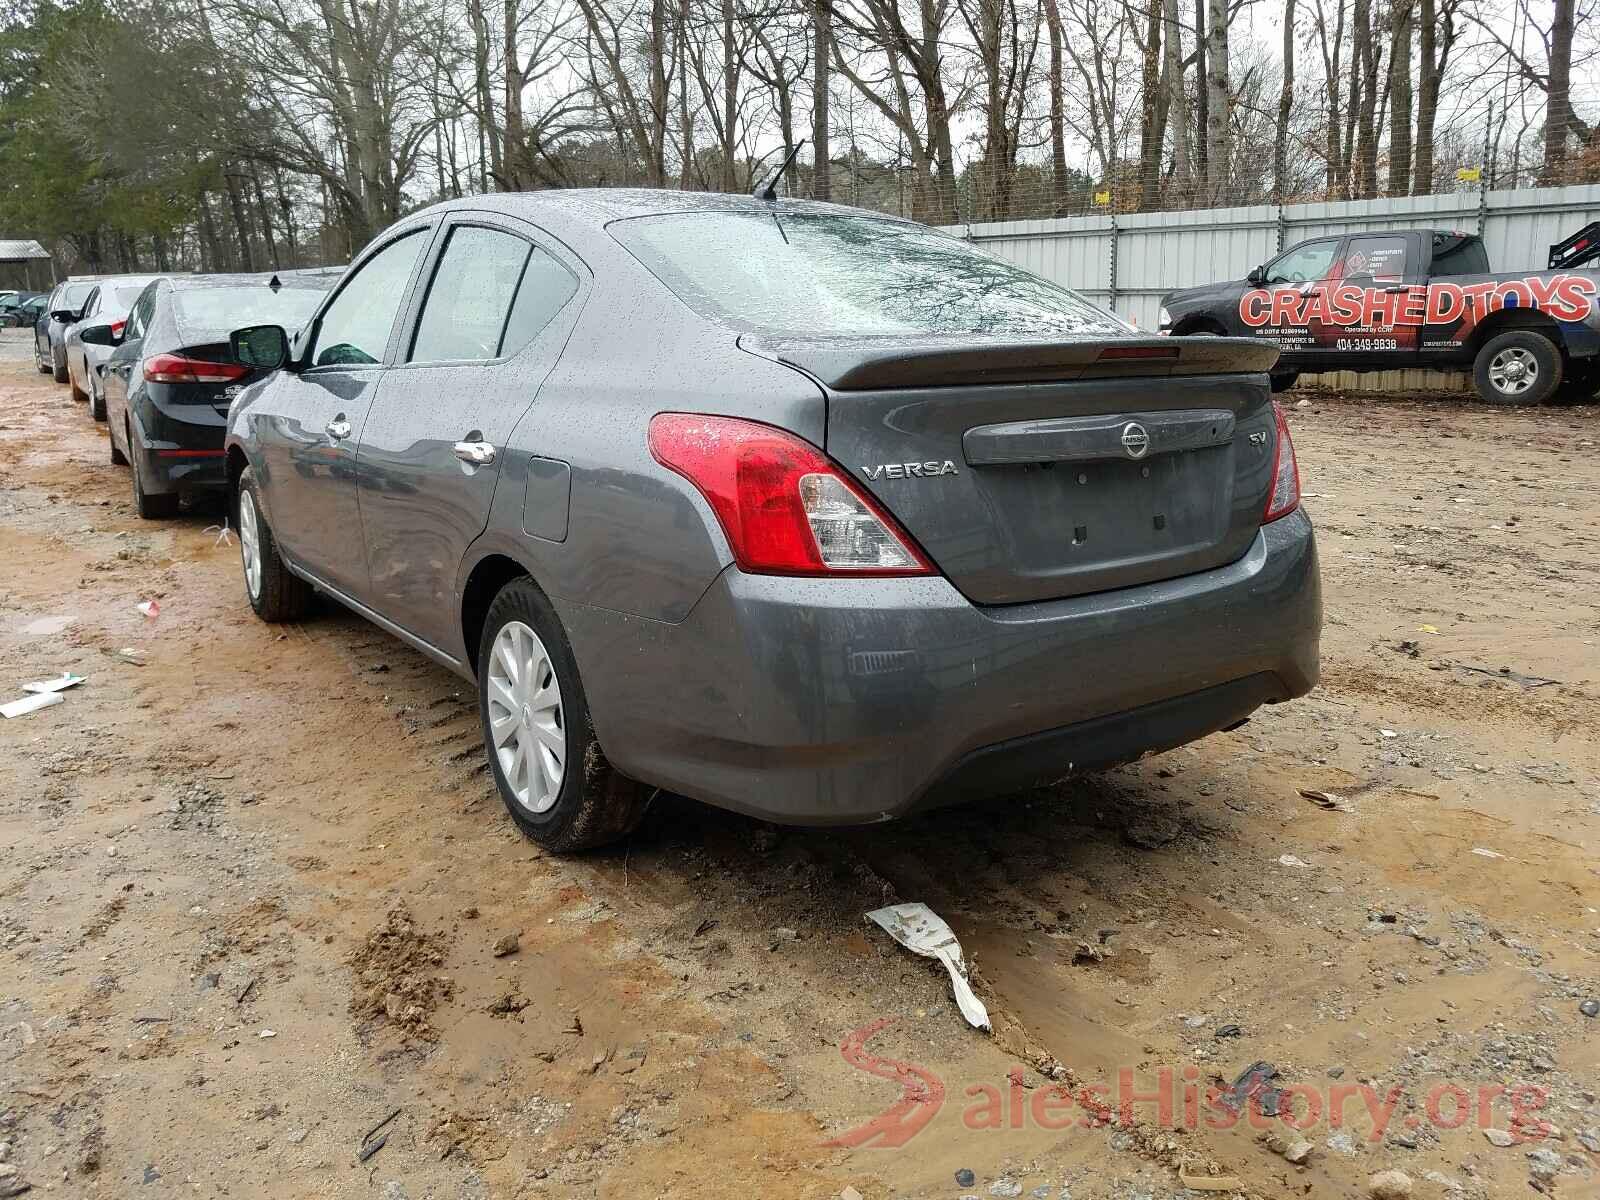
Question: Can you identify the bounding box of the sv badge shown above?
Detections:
[862,460,960,481]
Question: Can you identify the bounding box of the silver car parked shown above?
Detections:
[223,190,1321,851]
[64,276,162,418]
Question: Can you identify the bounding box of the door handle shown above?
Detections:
[453,440,497,466]
[326,416,351,440]
[1380,285,1411,294]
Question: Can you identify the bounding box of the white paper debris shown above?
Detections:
[866,902,990,1031]
[1470,847,1505,859]
[22,673,85,694]
[1,692,64,719]
[1277,853,1312,868]
[137,600,160,619]
[258,1029,277,1039]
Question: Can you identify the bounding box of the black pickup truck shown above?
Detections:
[1159,222,1600,404]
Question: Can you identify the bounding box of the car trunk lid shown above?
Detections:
[749,334,1281,605]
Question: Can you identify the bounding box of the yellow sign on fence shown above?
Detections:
[1093,189,1111,207]
[1456,166,1481,183]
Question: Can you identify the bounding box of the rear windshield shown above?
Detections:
[612,211,1127,338]
[113,286,146,306]
[172,286,327,337]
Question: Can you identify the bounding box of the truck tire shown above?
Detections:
[1269,371,1299,394]
[1473,331,1561,406]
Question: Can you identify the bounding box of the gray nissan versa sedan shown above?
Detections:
[223,189,1321,851]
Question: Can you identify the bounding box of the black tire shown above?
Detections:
[476,577,650,852]
[1269,370,1300,394]
[69,366,87,404]
[129,425,180,519]
[89,377,106,422]
[236,466,311,622]
[52,348,68,384]
[1473,330,1562,406]
[35,347,51,375]
[109,422,127,465]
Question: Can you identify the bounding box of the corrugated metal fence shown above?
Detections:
[947,184,1600,392]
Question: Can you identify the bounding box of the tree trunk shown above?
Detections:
[225,173,256,272]
[1385,0,1413,195]
[1044,0,1070,213]
[1193,0,1207,182]
[812,0,831,199]
[1203,0,1228,202]
[1352,0,1380,198]
[504,0,526,190]
[250,165,281,270]
[1543,0,1574,182]
[1137,0,1162,209]
[1274,0,1296,199]
[721,0,738,191]
[1163,0,1190,198]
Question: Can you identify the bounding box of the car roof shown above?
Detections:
[166,272,332,291]
[416,187,920,229]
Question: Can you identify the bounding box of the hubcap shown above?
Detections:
[1488,347,1537,395]
[486,620,566,814]
[238,489,262,599]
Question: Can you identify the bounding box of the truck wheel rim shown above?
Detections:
[1488,348,1537,395]
[238,489,262,599]
[486,620,565,815]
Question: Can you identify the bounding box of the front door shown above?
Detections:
[255,227,432,597]
[1235,237,1342,368]
[356,217,583,652]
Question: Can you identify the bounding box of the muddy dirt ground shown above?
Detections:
[1,334,1597,1200]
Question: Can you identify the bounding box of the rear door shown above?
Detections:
[1330,232,1422,366]
[254,226,433,597]
[356,214,583,650]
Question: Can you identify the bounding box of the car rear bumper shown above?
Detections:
[558,507,1322,825]
[131,397,228,494]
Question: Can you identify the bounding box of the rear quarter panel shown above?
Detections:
[462,242,826,626]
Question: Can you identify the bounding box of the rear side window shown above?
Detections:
[499,248,578,357]
[408,226,576,363]
[125,287,157,341]
[1431,236,1490,276]
[1341,235,1409,280]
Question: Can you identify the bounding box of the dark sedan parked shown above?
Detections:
[91,274,328,517]
[224,190,1321,851]
[3,293,45,328]
[35,278,99,379]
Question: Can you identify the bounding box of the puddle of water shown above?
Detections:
[17,614,74,636]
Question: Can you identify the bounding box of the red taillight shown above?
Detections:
[143,354,249,385]
[647,413,934,577]
[1263,401,1302,522]
[110,319,126,337]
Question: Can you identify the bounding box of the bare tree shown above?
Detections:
[1203,0,1228,201]
[1163,0,1191,197]
[1273,0,1296,198]
[1386,0,1414,194]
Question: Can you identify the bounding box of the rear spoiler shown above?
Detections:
[1549,221,1600,271]
[745,334,1279,391]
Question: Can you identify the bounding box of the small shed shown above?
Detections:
[0,240,55,293]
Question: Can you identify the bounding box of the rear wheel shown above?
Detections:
[51,348,68,384]
[237,466,311,622]
[35,343,50,375]
[89,375,106,421]
[1473,331,1561,406]
[130,425,180,519]
[69,363,87,404]
[477,577,650,851]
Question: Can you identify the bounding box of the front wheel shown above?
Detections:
[1474,331,1562,406]
[477,578,650,852]
[1269,370,1300,394]
[51,349,68,384]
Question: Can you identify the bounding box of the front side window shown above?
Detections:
[312,229,427,367]
[612,212,1126,338]
[1266,240,1338,285]
[409,226,530,363]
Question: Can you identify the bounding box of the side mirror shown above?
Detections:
[230,324,290,372]
[50,309,79,323]
[1246,265,1267,287]
[78,323,118,347]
